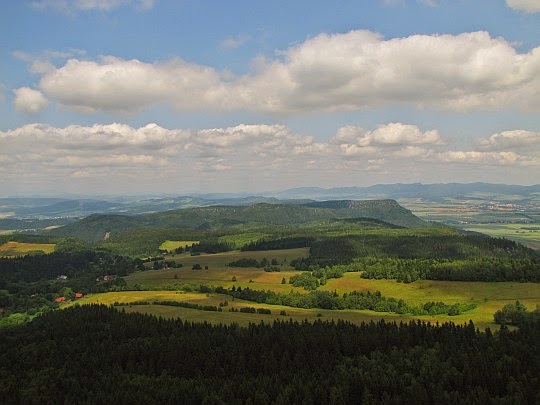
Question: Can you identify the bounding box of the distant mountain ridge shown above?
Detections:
[49,199,427,242]
[274,183,540,200]
[2,183,538,220]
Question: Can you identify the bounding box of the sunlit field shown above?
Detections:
[0,241,55,257]
[127,248,309,292]
[159,240,200,252]
[97,249,540,330]
[72,290,495,329]
[460,224,540,250]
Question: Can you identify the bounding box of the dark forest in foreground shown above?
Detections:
[0,305,538,404]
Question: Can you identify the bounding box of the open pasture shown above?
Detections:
[72,288,534,330]
[322,273,540,302]
[71,290,467,328]
[0,241,55,257]
[127,247,309,291]
[120,248,540,331]
[460,223,540,250]
[322,273,540,329]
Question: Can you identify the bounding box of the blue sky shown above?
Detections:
[1,0,539,195]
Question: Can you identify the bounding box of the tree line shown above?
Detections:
[218,286,476,316]
[359,256,540,282]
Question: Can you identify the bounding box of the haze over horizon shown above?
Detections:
[1,0,539,195]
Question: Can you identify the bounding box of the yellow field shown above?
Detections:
[86,246,540,330]
[322,273,540,303]
[159,240,200,252]
[321,273,540,329]
[72,290,485,328]
[74,277,540,331]
[0,241,56,257]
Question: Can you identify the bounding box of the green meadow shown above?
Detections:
[460,223,540,250]
[128,248,309,292]
[103,248,540,330]
[69,290,477,328]
[322,273,540,329]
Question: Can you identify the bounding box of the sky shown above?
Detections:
[1,0,540,196]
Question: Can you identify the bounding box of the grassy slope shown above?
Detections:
[115,248,540,330]
[322,273,540,329]
[0,241,56,257]
[126,248,309,292]
[460,224,540,250]
[72,291,410,327]
[72,286,539,330]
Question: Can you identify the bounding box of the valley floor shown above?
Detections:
[82,249,539,330]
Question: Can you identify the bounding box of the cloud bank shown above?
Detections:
[27,30,540,115]
[1,122,537,193]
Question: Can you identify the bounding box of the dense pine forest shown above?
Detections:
[289,233,540,282]
[0,305,538,404]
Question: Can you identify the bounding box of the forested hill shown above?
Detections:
[49,199,427,242]
[304,199,426,228]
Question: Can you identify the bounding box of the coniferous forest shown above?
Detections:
[0,305,539,404]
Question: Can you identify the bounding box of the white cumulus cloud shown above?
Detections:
[255,30,540,113]
[506,0,540,13]
[361,123,442,146]
[39,57,231,113]
[31,31,540,115]
[435,150,537,166]
[12,87,48,114]
[331,123,441,158]
[478,130,540,150]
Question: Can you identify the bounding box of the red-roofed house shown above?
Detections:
[55,296,65,303]
[75,293,84,300]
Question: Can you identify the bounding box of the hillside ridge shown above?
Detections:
[49,199,427,242]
